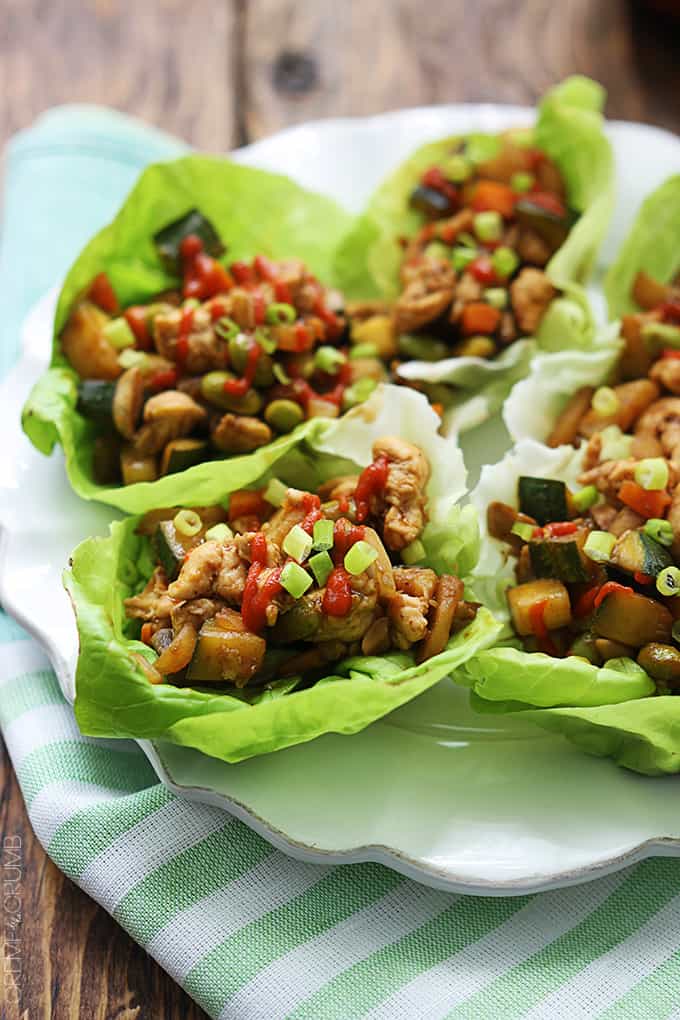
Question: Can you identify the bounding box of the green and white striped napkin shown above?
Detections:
[2,109,680,1020]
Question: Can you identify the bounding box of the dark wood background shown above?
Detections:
[1,1,679,1017]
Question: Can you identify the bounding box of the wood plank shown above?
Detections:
[0,0,237,151]
[243,0,680,138]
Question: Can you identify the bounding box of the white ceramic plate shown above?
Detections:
[3,107,680,896]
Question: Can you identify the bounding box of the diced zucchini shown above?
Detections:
[186,614,266,687]
[518,476,568,526]
[77,380,116,427]
[593,590,672,647]
[154,520,190,581]
[637,643,680,688]
[610,529,673,578]
[153,208,225,274]
[529,532,590,583]
[269,597,321,643]
[507,578,571,637]
[92,433,121,484]
[160,438,209,476]
[514,197,573,252]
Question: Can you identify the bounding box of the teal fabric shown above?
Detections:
[2,108,680,1020]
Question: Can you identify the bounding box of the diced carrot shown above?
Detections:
[471,180,516,218]
[619,480,671,520]
[461,302,502,336]
[544,521,578,537]
[124,306,151,349]
[88,272,118,313]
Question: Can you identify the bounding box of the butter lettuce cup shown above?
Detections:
[22,155,394,513]
[66,386,500,764]
[335,76,613,433]
[458,438,680,775]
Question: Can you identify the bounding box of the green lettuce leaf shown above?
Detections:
[605,175,680,318]
[21,154,352,511]
[333,77,612,431]
[66,385,502,762]
[457,436,680,775]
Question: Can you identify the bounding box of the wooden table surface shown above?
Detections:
[1,1,679,1017]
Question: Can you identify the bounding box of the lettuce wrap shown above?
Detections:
[456,438,680,776]
[22,155,353,512]
[605,175,680,319]
[334,77,614,433]
[66,385,501,763]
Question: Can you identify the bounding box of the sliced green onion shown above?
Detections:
[644,518,674,547]
[442,154,472,182]
[572,485,599,512]
[483,287,508,310]
[401,539,426,564]
[103,317,135,350]
[314,346,347,375]
[254,326,277,354]
[511,171,534,193]
[204,523,234,542]
[473,210,503,242]
[458,231,477,248]
[280,561,312,598]
[183,298,200,311]
[656,566,680,597]
[119,558,138,585]
[214,316,240,341]
[465,132,500,165]
[282,524,313,563]
[273,362,291,385]
[424,240,451,260]
[511,521,535,542]
[344,540,378,576]
[491,246,519,279]
[263,478,288,507]
[452,246,477,272]
[634,457,669,491]
[266,302,297,325]
[342,378,377,411]
[591,386,619,417]
[118,348,149,369]
[599,425,633,462]
[672,620,680,645]
[312,518,334,551]
[584,530,616,563]
[174,509,202,537]
[308,550,334,587]
[508,127,534,149]
[641,322,680,347]
[349,343,379,360]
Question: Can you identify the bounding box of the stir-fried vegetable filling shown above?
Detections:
[348,130,573,407]
[124,437,477,688]
[489,267,680,690]
[64,210,388,486]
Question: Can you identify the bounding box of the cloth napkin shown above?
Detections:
[2,109,680,1020]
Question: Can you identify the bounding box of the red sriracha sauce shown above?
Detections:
[274,279,292,304]
[661,300,680,325]
[124,306,151,350]
[149,368,178,391]
[180,234,232,300]
[468,255,498,285]
[300,493,322,534]
[241,532,283,633]
[354,455,389,523]
[230,261,254,286]
[524,191,567,218]
[89,272,118,314]
[529,599,558,656]
[322,567,353,617]
[224,341,262,396]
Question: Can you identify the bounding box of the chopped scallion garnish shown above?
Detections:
[173,509,203,537]
[265,302,297,325]
[312,518,334,552]
[263,478,288,507]
[599,425,633,462]
[644,518,674,547]
[282,524,313,563]
[103,317,135,350]
[591,386,619,417]
[473,210,503,243]
[349,343,379,360]
[511,171,534,193]
[510,521,535,542]
[309,550,334,587]
[204,523,234,543]
[280,561,312,598]
[314,346,347,375]
[483,287,508,310]
[214,316,240,341]
[584,530,615,563]
[656,566,680,597]
[344,540,378,575]
[490,246,519,279]
[452,246,477,272]
[572,485,599,512]
[634,457,669,491]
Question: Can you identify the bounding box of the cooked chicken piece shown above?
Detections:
[261,489,311,546]
[517,229,552,267]
[449,271,483,323]
[360,617,391,656]
[133,390,207,456]
[590,502,618,531]
[214,543,249,603]
[124,567,174,622]
[498,311,518,346]
[510,268,557,334]
[635,398,680,465]
[171,598,227,631]
[212,413,272,454]
[372,437,430,551]
[579,457,677,503]
[649,356,680,395]
[318,475,359,503]
[234,532,282,568]
[394,257,456,333]
[153,305,228,374]
[581,433,603,471]
[61,302,122,380]
[389,567,437,649]
[608,506,645,538]
[578,379,660,438]
[113,366,144,439]
[168,540,224,601]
